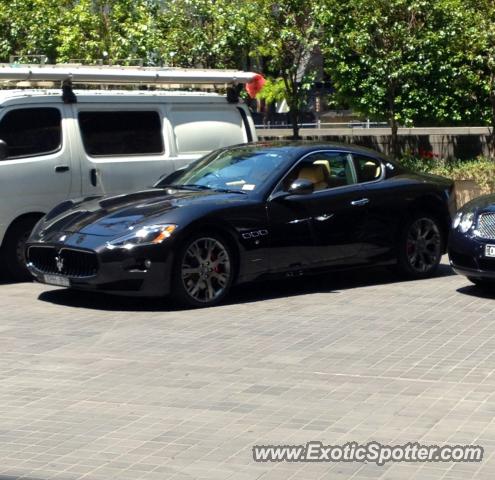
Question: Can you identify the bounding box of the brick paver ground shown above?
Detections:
[1,257,495,479]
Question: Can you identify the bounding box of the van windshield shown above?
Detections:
[155,145,294,193]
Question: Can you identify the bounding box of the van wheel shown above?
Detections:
[172,232,235,308]
[396,213,443,279]
[3,217,39,281]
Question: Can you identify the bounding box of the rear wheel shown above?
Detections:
[397,213,443,279]
[172,233,235,308]
[3,217,39,281]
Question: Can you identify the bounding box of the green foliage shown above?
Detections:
[253,0,325,138]
[321,0,484,156]
[159,0,260,69]
[256,77,285,105]
[399,155,495,193]
[0,0,495,149]
[56,0,163,65]
[0,0,70,62]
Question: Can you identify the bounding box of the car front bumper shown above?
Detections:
[26,233,175,297]
[448,230,495,280]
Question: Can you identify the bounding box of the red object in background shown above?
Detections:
[418,148,439,159]
[245,74,266,98]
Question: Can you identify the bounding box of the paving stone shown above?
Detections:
[0,258,493,479]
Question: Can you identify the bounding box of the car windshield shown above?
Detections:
[155,145,295,193]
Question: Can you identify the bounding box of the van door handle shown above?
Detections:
[90,168,98,186]
[351,198,370,207]
[55,165,70,173]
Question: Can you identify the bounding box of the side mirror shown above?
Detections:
[288,178,314,195]
[0,140,7,161]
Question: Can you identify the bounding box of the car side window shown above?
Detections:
[0,107,62,159]
[352,154,382,183]
[78,111,164,157]
[281,151,356,192]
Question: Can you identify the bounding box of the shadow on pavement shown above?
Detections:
[457,284,495,300]
[36,263,455,313]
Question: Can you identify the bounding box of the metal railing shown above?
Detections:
[255,120,389,129]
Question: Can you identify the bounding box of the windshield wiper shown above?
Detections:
[160,183,209,191]
[212,187,247,194]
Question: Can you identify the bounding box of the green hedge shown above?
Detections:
[399,156,495,194]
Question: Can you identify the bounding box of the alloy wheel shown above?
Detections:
[406,217,441,273]
[181,237,232,303]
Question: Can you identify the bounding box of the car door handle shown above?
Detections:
[315,213,334,222]
[90,168,98,186]
[351,198,370,207]
[55,165,70,173]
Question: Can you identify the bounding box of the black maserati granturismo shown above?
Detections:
[26,142,455,307]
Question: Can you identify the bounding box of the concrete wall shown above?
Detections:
[256,126,494,159]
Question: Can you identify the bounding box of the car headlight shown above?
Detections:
[458,212,475,233]
[106,224,177,250]
[452,212,462,229]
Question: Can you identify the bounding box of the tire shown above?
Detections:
[468,277,495,289]
[172,232,235,308]
[396,212,443,279]
[3,217,39,282]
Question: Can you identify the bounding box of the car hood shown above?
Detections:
[462,193,495,213]
[38,188,247,239]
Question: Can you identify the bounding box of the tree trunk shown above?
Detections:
[489,85,495,158]
[387,87,399,159]
[283,74,301,140]
[390,117,399,159]
[290,106,300,140]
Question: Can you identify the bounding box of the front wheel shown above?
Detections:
[396,213,443,279]
[172,233,235,308]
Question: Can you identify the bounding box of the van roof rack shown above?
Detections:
[0,64,263,104]
[0,64,258,86]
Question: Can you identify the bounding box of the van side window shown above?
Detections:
[170,106,245,154]
[78,111,164,156]
[0,107,62,159]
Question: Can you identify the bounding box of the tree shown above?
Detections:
[56,0,163,65]
[158,0,260,69]
[254,0,324,139]
[321,0,472,158]
[0,0,70,63]
[459,0,495,154]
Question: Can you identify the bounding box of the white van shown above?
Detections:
[0,66,258,279]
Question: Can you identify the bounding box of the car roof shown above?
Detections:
[229,140,391,161]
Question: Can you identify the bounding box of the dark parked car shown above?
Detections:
[26,142,455,307]
[449,194,495,287]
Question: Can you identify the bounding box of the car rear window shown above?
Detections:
[78,111,164,156]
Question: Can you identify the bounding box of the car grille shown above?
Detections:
[27,246,98,278]
[477,213,495,239]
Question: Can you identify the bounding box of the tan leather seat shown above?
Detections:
[361,161,381,182]
[297,164,329,191]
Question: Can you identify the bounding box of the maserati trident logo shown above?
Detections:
[55,253,64,273]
